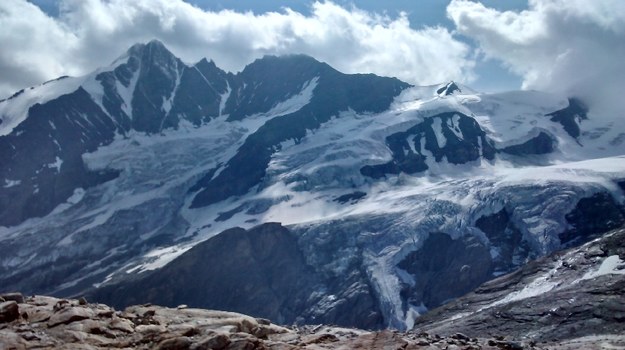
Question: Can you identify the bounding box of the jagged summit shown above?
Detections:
[124,39,172,58]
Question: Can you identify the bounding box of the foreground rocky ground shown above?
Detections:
[0,292,542,350]
[2,292,623,350]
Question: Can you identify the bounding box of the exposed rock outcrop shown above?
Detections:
[413,225,625,346]
[546,98,588,139]
[361,112,495,178]
[559,191,625,246]
[90,223,383,330]
[437,81,461,96]
[398,233,493,310]
[500,132,555,156]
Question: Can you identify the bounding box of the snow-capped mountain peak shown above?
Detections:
[1,41,624,332]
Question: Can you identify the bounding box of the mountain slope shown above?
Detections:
[414,224,625,343]
[91,222,383,329]
[1,41,624,331]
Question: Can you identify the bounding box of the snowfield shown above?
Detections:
[1,73,624,330]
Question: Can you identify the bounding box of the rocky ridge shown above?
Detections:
[414,225,625,347]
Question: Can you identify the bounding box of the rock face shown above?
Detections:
[91,223,383,329]
[361,112,495,178]
[437,81,461,96]
[398,233,493,310]
[413,225,625,345]
[500,132,555,156]
[475,209,530,274]
[0,87,120,226]
[546,98,588,139]
[559,191,625,246]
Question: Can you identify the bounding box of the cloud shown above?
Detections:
[0,0,475,99]
[447,0,625,118]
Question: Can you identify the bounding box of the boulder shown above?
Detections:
[155,336,193,350]
[0,301,19,323]
[0,293,24,304]
[191,333,230,350]
[48,307,95,327]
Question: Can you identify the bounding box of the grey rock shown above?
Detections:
[361,112,495,178]
[191,333,230,350]
[48,307,95,327]
[0,301,19,323]
[155,336,192,350]
[225,338,258,350]
[0,293,24,304]
[414,226,625,343]
[500,131,555,156]
[91,223,382,329]
[108,317,134,333]
[398,232,493,310]
[135,324,167,335]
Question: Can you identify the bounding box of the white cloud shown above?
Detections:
[0,0,475,99]
[447,0,625,119]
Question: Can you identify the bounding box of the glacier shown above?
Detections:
[0,42,624,330]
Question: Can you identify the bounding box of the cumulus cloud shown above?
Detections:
[447,0,625,118]
[0,0,475,98]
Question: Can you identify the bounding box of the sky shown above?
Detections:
[1,0,624,118]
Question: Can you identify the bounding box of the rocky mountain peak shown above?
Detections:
[437,81,461,96]
[125,39,173,61]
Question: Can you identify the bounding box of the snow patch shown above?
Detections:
[219,82,231,116]
[47,157,63,172]
[265,77,318,117]
[431,117,447,148]
[126,244,193,273]
[3,179,21,188]
[160,60,181,131]
[0,77,82,136]
[483,265,560,309]
[117,70,140,118]
[581,255,625,280]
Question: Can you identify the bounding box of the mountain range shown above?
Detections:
[1,40,624,334]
